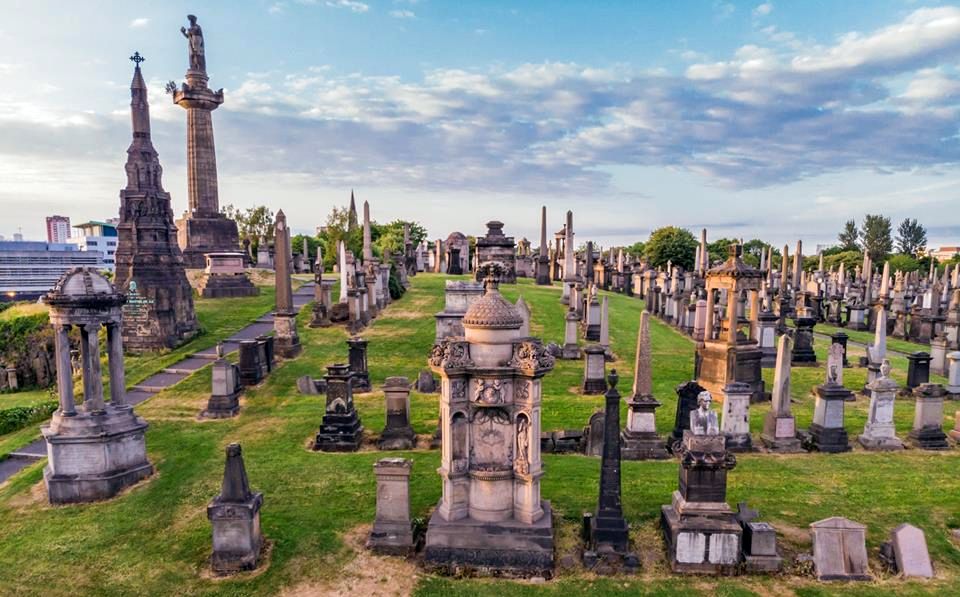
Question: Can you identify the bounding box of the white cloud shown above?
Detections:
[129,18,149,28]
[713,1,735,20]
[901,68,960,104]
[753,3,773,17]
[389,9,415,19]
[268,2,287,14]
[325,0,370,13]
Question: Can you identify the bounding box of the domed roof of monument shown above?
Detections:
[462,264,523,330]
[446,231,467,245]
[51,268,117,297]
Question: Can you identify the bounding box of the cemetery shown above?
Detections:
[1,7,960,597]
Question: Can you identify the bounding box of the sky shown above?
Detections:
[1,0,959,250]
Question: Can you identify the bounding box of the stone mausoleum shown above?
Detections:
[475,222,517,283]
[425,264,556,576]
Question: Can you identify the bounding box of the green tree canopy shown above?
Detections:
[859,214,893,263]
[895,218,927,256]
[222,204,275,254]
[838,219,859,251]
[644,226,697,270]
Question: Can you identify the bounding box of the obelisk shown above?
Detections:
[173,14,241,268]
[272,210,301,358]
[561,210,576,304]
[536,205,551,285]
[114,52,198,352]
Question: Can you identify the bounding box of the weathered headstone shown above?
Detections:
[377,377,416,450]
[583,410,605,457]
[202,357,242,418]
[367,458,414,555]
[670,381,706,449]
[810,517,871,581]
[883,523,934,578]
[313,363,364,452]
[807,343,853,453]
[720,381,753,452]
[859,359,904,450]
[347,336,371,393]
[761,335,801,452]
[207,443,264,574]
[582,344,607,394]
[621,311,668,459]
[908,383,949,450]
[415,369,437,393]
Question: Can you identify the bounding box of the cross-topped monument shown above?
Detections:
[129,51,145,65]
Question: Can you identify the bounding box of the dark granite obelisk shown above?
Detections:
[536,205,551,285]
[172,14,241,268]
[584,370,638,572]
[272,210,301,358]
[114,53,198,352]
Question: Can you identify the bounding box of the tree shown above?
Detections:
[887,254,920,273]
[838,219,859,251]
[222,204,275,254]
[625,241,645,259]
[643,226,697,270]
[742,239,778,268]
[706,237,738,267]
[859,214,893,263]
[895,218,927,256]
[373,220,428,257]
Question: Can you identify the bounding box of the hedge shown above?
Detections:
[0,402,58,436]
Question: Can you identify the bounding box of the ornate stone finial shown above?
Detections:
[129,51,145,66]
[479,261,504,291]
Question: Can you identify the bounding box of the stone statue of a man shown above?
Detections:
[181,14,206,72]
[690,390,720,435]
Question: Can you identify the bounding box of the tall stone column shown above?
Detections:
[536,205,551,285]
[80,323,105,413]
[107,323,126,407]
[54,324,76,416]
[272,210,301,358]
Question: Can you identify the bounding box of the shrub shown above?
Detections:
[0,402,58,436]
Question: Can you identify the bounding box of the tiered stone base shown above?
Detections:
[424,501,555,578]
[908,426,950,450]
[42,407,153,504]
[197,273,258,298]
[314,411,363,452]
[176,215,241,269]
[367,520,414,556]
[583,377,606,395]
[377,426,416,450]
[806,423,851,453]
[273,313,302,358]
[202,390,241,419]
[620,431,670,460]
[660,493,742,575]
[585,324,600,342]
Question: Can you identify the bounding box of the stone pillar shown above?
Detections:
[908,383,949,450]
[106,322,126,407]
[621,312,668,459]
[947,351,960,396]
[906,351,931,392]
[54,324,77,416]
[367,458,414,554]
[562,309,581,359]
[761,335,801,452]
[377,377,416,450]
[347,337,371,393]
[807,343,852,453]
[859,360,904,450]
[314,363,364,452]
[80,323,105,413]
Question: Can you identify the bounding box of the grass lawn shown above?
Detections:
[0,273,957,596]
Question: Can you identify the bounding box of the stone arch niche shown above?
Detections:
[425,263,555,577]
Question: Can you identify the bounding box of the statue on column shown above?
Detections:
[181,14,206,72]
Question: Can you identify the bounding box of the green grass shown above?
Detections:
[795,318,938,357]
[0,274,957,596]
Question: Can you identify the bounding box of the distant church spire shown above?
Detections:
[124,52,164,194]
[348,189,359,231]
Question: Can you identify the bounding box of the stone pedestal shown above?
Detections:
[347,336,371,393]
[720,382,753,452]
[561,309,582,359]
[238,340,265,386]
[948,351,960,396]
[810,517,871,581]
[314,364,363,452]
[696,341,766,404]
[474,222,516,283]
[621,395,669,459]
[670,381,705,449]
[807,382,852,453]
[309,279,336,328]
[582,344,606,394]
[908,383,949,450]
[660,432,741,575]
[202,358,242,419]
[377,377,416,450]
[931,336,948,376]
[584,295,601,341]
[756,311,778,367]
[790,316,817,365]
[906,352,931,392]
[207,443,263,575]
[273,312,301,358]
[197,253,257,298]
[367,458,414,555]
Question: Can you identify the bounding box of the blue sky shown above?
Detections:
[1,0,959,249]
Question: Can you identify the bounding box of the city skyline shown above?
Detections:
[1,1,959,248]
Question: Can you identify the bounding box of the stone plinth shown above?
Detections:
[273,312,301,358]
[908,383,949,450]
[808,382,852,453]
[377,377,416,450]
[810,517,871,581]
[561,309,582,359]
[367,458,414,555]
[314,364,363,452]
[720,382,753,452]
[582,344,606,394]
[202,358,242,418]
[621,395,668,459]
[474,222,517,283]
[207,443,263,574]
[859,360,903,450]
[435,280,484,341]
[696,341,765,404]
[197,252,258,298]
[790,316,817,365]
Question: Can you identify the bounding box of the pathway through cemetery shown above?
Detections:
[0,284,315,485]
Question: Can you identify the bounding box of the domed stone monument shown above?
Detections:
[424,262,556,577]
[41,268,153,504]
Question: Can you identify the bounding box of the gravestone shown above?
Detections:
[859,359,904,450]
[670,381,706,449]
[761,335,802,452]
[197,252,257,298]
[884,523,934,578]
[906,352,931,391]
[314,363,364,452]
[583,344,607,394]
[416,369,437,393]
[207,443,263,574]
[908,383,949,450]
[661,390,742,574]
[584,410,605,457]
[720,381,753,452]
[947,351,960,397]
[583,372,639,573]
[272,210,302,358]
[296,375,323,395]
[810,517,871,581]
[202,355,242,418]
[791,316,817,365]
[238,340,264,386]
[561,309,582,359]
[807,344,853,453]
[347,336,371,393]
[737,503,782,573]
[474,222,517,283]
[621,312,668,459]
[367,458,414,555]
[377,377,416,450]
[830,331,850,367]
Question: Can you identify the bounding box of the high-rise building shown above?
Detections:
[69,220,119,271]
[46,215,71,244]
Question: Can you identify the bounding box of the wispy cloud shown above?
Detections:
[753,3,773,17]
[325,0,370,13]
[129,17,149,28]
[389,9,415,19]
